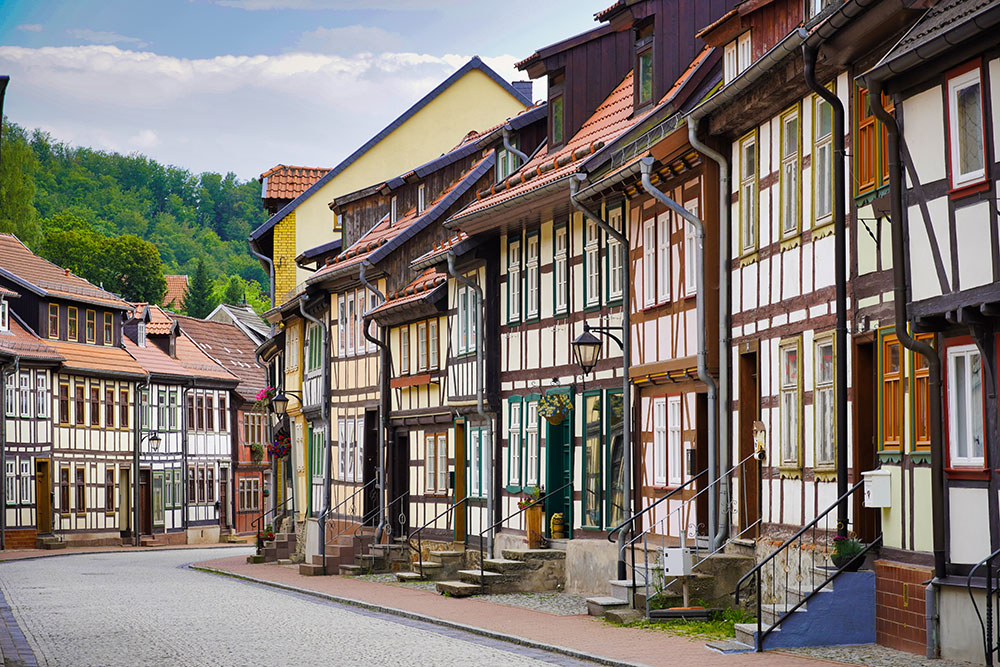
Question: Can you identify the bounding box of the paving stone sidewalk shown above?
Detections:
[0,585,37,666]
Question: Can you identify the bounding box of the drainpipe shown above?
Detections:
[0,357,16,550]
[639,158,721,550]
[249,240,276,311]
[447,251,493,558]
[866,76,945,579]
[503,126,529,165]
[686,117,732,545]
[569,175,632,578]
[255,350,277,516]
[181,382,193,531]
[803,39,849,538]
[134,373,150,546]
[360,260,388,543]
[298,294,330,569]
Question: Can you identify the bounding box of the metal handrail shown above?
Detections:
[477,481,573,588]
[407,496,469,578]
[351,490,408,540]
[607,469,708,544]
[967,545,1000,665]
[320,478,376,524]
[252,496,293,554]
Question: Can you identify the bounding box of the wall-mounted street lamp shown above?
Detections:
[269,389,302,417]
[571,323,623,376]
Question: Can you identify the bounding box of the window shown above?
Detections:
[207,467,215,503]
[656,213,670,303]
[737,31,751,73]
[607,390,625,527]
[525,401,539,487]
[635,22,654,107]
[814,93,834,224]
[368,293,378,353]
[815,338,835,468]
[3,373,12,417]
[508,238,521,323]
[196,395,204,431]
[585,220,601,308]
[739,132,758,254]
[881,334,902,450]
[85,310,96,342]
[137,321,146,347]
[400,326,410,374]
[338,296,346,357]
[428,319,439,370]
[188,466,196,503]
[60,467,69,512]
[310,426,325,478]
[171,391,178,431]
[197,467,206,503]
[780,108,800,238]
[36,374,49,418]
[5,460,16,505]
[74,386,85,425]
[173,470,182,508]
[120,389,129,428]
[68,307,78,341]
[723,41,737,85]
[913,334,933,452]
[165,469,174,510]
[497,138,520,182]
[158,389,168,431]
[425,433,448,495]
[947,64,986,189]
[684,199,699,297]
[244,411,264,447]
[206,395,215,431]
[525,234,539,318]
[90,387,100,426]
[417,184,426,214]
[103,313,113,345]
[48,304,58,339]
[356,289,366,354]
[338,419,346,480]
[582,393,602,528]
[780,342,801,467]
[469,426,486,498]
[653,398,667,486]
[286,326,300,371]
[667,396,683,486]
[457,281,477,355]
[140,389,150,429]
[347,293,355,355]
[808,0,836,18]
[417,322,428,372]
[105,469,115,512]
[554,226,569,314]
[551,95,564,145]
[508,400,522,488]
[19,459,30,505]
[306,323,322,371]
[0,299,7,332]
[345,418,356,481]
[854,86,893,196]
[643,217,656,307]
[58,383,69,425]
[607,206,624,301]
[948,344,984,467]
[390,196,398,225]
[19,371,30,418]
[75,467,85,513]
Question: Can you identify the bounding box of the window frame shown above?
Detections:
[779,105,802,240]
[779,338,803,472]
[879,332,903,452]
[507,397,522,491]
[468,425,486,499]
[428,318,439,370]
[812,87,835,228]
[581,390,603,530]
[417,321,428,372]
[605,204,624,303]
[643,215,656,308]
[947,343,985,469]
[738,130,759,257]
[683,199,699,298]
[18,371,31,418]
[48,304,59,339]
[0,298,7,332]
[945,61,987,192]
[911,333,934,453]
[85,309,96,343]
[36,373,49,419]
[524,398,540,487]
[75,466,86,515]
[103,313,113,345]
[653,396,667,487]
[507,236,522,324]
[553,224,569,316]
[813,334,836,470]
[417,184,426,214]
[525,232,540,320]
[635,23,654,109]
[5,460,16,506]
[19,459,31,506]
[399,325,410,375]
[68,306,78,341]
[656,212,670,304]
[584,218,602,310]
[425,432,448,496]
[390,196,398,225]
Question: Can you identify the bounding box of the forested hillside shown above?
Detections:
[0,119,269,312]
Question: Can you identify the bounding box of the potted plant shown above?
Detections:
[250,442,264,463]
[259,523,275,542]
[831,535,865,571]
[538,394,573,426]
[518,487,545,549]
[254,386,277,412]
[267,434,291,459]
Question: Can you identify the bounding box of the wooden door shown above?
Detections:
[363,409,378,520]
[34,459,52,535]
[139,469,152,535]
[119,467,131,535]
[545,397,573,539]
[219,467,229,529]
[739,350,760,537]
[853,337,879,542]
[695,394,709,537]
[453,422,465,542]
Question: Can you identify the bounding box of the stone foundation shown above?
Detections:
[185,526,221,544]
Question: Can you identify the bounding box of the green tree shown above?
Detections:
[182,259,216,318]
[0,119,41,247]
[100,234,167,304]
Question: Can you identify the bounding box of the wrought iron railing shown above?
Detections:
[735,478,880,651]
[320,479,376,542]
[967,545,1000,665]
[252,496,293,554]
[407,496,469,579]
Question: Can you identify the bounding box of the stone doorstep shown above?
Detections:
[428,550,464,559]
[339,564,363,576]
[735,622,772,646]
[435,580,481,597]
[705,639,755,655]
[457,569,504,585]
[761,602,807,625]
[585,596,630,617]
[482,558,529,573]
[500,548,566,561]
[395,571,425,583]
[299,563,326,576]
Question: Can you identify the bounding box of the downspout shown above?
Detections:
[0,357,16,550]
[503,126,529,165]
[181,382,193,531]
[639,158,721,550]
[255,349,277,515]
[569,175,633,578]
[249,240,276,310]
[803,38,849,537]
[447,251,493,558]
[867,76,945,579]
[134,373,150,546]
[360,260,388,543]
[298,294,329,568]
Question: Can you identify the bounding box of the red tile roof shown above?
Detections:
[0,234,129,310]
[0,286,19,298]
[171,315,266,402]
[259,165,330,201]
[46,339,146,378]
[409,232,468,269]
[134,303,177,335]
[162,275,188,311]
[124,337,193,378]
[0,318,63,362]
[371,268,448,317]
[450,70,649,223]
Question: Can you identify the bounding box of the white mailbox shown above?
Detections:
[660,547,693,577]
[862,469,891,508]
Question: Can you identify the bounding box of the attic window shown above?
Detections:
[138,321,146,347]
[724,31,752,85]
[0,298,8,332]
[635,22,654,108]
[390,196,398,225]
[549,72,565,147]
[417,184,426,214]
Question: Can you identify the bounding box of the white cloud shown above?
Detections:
[207,0,460,10]
[16,24,43,32]
[67,29,150,48]
[0,45,524,179]
[297,25,402,55]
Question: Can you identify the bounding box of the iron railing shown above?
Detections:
[735,478,880,651]
[967,545,1000,665]
[407,496,469,578]
[478,481,574,587]
[320,479,376,546]
[252,496,293,554]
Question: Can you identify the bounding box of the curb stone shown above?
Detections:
[189,564,654,667]
[0,543,251,565]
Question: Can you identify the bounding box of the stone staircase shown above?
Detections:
[337,536,411,576]
[260,532,296,563]
[432,548,567,598]
[35,534,65,550]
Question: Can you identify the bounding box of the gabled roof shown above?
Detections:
[309,153,495,283]
[0,233,129,310]
[259,165,330,201]
[206,304,269,344]
[409,231,476,271]
[515,24,613,72]
[46,339,147,379]
[133,303,177,336]
[162,275,188,311]
[0,314,63,362]
[368,267,447,325]
[171,314,267,402]
[249,57,530,244]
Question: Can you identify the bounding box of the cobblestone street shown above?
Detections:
[0,548,599,667]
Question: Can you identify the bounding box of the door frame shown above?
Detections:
[852,333,880,542]
[544,387,574,539]
[119,466,131,536]
[34,458,52,535]
[139,468,152,536]
[738,345,761,537]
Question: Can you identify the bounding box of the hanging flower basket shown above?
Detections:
[253,386,277,413]
[267,434,291,459]
[538,394,573,426]
[250,442,265,463]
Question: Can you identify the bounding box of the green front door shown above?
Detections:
[545,395,573,539]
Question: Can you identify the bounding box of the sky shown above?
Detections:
[0,0,610,181]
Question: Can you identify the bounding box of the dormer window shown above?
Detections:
[138,321,146,348]
[390,196,398,225]
[549,72,565,147]
[48,304,58,339]
[103,313,113,345]
[807,0,837,20]
[497,137,520,182]
[417,184,426,214]
[724,31,752,84]
[635,22,654,108]
[0,298,8,332]
[68,307,78,341]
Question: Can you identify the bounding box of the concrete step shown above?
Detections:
[761,602,806,626]
[429,550,465,559]
[705,639,755,654]
[299,563,326,576]
[501,548,566,562]
[786,583,833,605]
[586,596,630,617]
[246,554,266,564]
[735,622,770,647]
[435,580,481,597]
[339,564,363,576]
[483,558,529,573]
[395,571,425,583]
[277,558,293,565]
[457,569,504,586]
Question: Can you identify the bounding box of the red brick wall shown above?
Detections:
[5,529,37,549]
[875,560,932,654]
